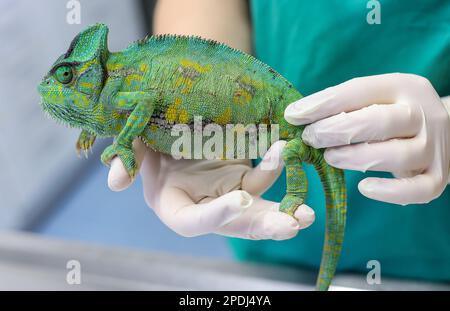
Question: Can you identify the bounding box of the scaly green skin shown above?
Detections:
[38,24,346,291]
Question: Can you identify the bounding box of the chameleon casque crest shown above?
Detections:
[38,24,347,291]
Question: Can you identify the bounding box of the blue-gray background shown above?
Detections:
[0,0,232,260]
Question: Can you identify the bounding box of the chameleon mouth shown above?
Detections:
[40,100,74,126]
[40,99,105,135]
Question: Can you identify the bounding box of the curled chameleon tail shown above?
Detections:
[316,164,346,290]
[279,131,346,291]
[305,148,346,291]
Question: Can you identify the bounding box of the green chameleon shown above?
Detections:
[38,24,346,291]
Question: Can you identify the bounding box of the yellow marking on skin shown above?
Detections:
[79,82,94,89]
[95,115,106,124]
[111,111,121,119]
[179,59,212,74]
[281,130,289,137]
[175,59,210,94]
[181,79,193,94]
[175,77,194,94]
[232,76,264,105]
[178,109,189,124]
[130,115,139,121]
[115,124,122,131]
[233,89,252,105]
[166,97,182,124]
[55,84,64,97]
[150,124,158,132]
[175,77,183,87]
[148,139,156,145]
[79,59,97,73]
[240,75,264,89]
[106,62,124,71]
[139,63,149,72]
[117,98,128,108]
[124,74,143,86]
[213,107,232,125]
[74,93,90,108]
[137,121,147,128]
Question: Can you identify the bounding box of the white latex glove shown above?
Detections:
[107,140,315,239]
[285,73,450,205]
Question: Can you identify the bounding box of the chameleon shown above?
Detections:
[38,24,346,291]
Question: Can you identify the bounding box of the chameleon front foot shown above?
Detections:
[76,130,96,157]
[101,143,138,178]
[280,194,305,217]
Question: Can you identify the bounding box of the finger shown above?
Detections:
[140,148,164,206]
[294,204,316,228]
[215,198,315,240]
[302,102,421,148]
[285,73,404,125]
[324,137,427,173]
[108,138,147,191]
[156,188,253,237]
[241,140,286,196]
[358,172,445,205]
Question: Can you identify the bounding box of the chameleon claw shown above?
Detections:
[76,130,96,159]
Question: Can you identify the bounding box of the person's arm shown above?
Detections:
[153,0,252,53]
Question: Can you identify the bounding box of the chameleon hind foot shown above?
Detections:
[101,143,138,178]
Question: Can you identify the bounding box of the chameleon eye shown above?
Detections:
[54,65,73,84]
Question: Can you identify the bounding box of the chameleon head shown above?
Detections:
[38,23,109,133]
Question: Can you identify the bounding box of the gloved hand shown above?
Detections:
[107,140,315,239]
[285,73,450,205]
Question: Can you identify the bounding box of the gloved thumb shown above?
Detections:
[108,139,147,191]
[157,190,254,237]
[241,140,287,196]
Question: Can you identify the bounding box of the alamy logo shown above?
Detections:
[366,0,381,25]
[170,116,280,162]
[66,259,81,285]
[366,260,382,285]
[66,0,81,25]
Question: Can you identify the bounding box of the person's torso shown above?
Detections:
[230,0,450,282]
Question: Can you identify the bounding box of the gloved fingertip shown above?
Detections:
[108,157,132,191]
[358,178,411,206]
[357,178,380,198]
[284,103,310,126]
[259,140,286,171]
[221,190,253,216]
[239,190,253,209]
[264,212,300,240]
[301,126,316,147]
[294,204,315,229]
[323,148,342,168]
[270,140,287,151]
[358,178,394,204]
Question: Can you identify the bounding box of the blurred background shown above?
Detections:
[0,0,232,256]
[0,0,244,290]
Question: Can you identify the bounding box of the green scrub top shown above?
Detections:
[230,0,450,281]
